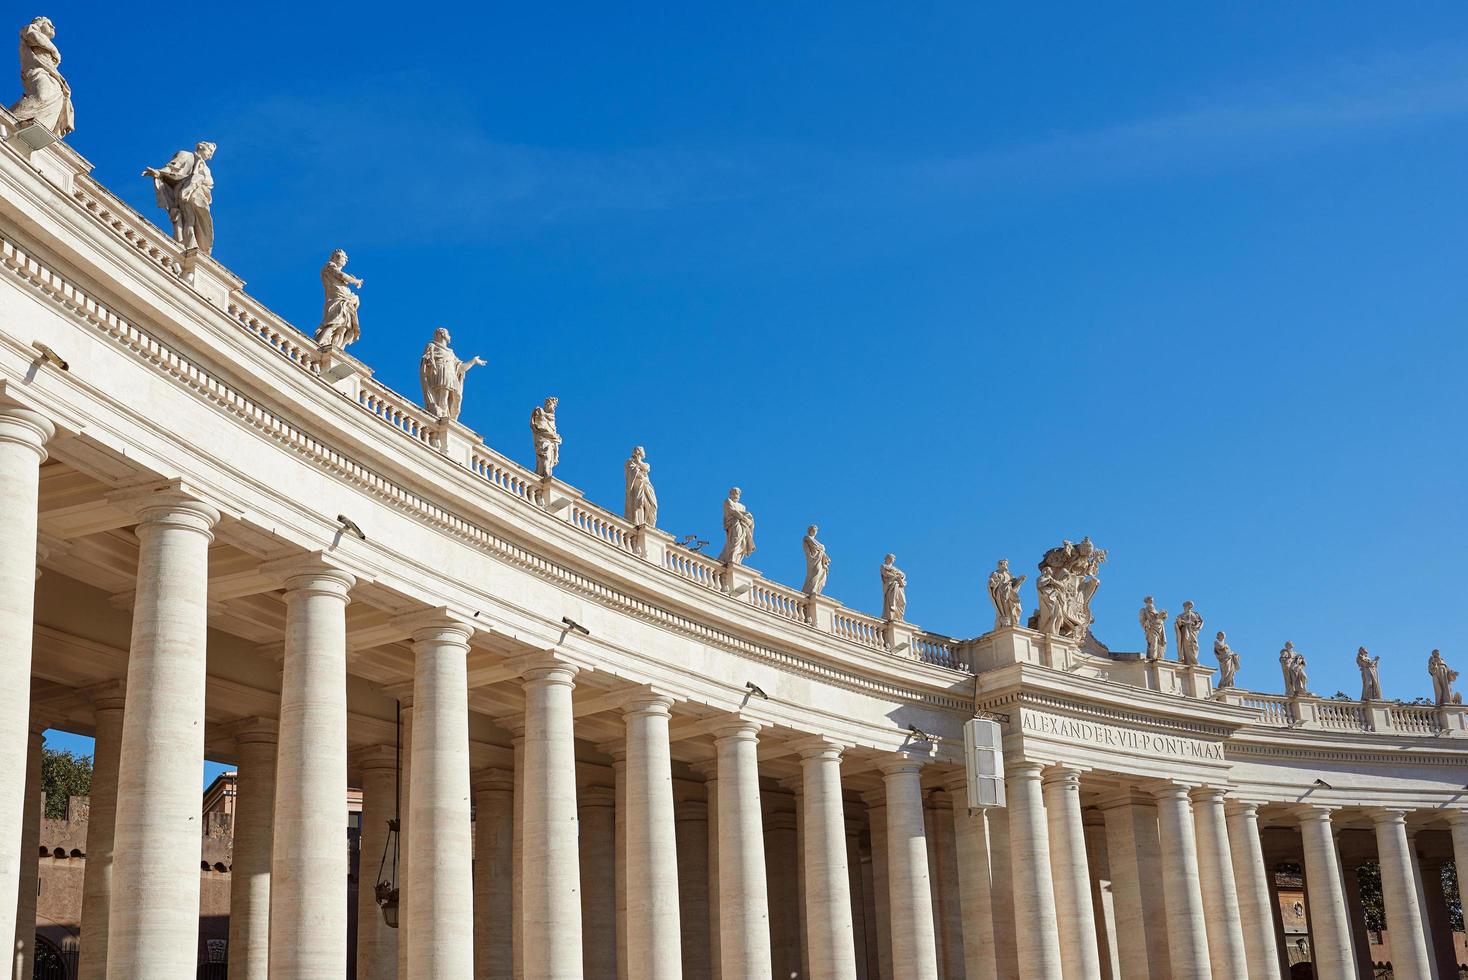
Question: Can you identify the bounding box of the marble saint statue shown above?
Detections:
[1139,597,1168,661]
[1174,601,1203,666]
[530,397,561,478]
[314,249,363,349]
[880,554,907,622]
[418,328,485,421]
[802,525,830,596]
[10,17,72,137]
[144,141,217,254]
[1429,649,1460,706]
[1280,642,1309,698]
[718,487,755,565]
[1357,647,1382,701]
[1033,537,1107,642]
[1214,632,1239,688]
[987,559,1026,630]
[624,446,657,527]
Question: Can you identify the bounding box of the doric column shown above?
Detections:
[926,791,963,980]
[476,768,516,980]
[1151,784,1211,979]
[511,724,524,980]
[1447,811,1468,950]
[269,560,356,979]
[947,776,998,980]
[1416,849,1457,979]
[1296,806,1354,980]
[1189,788,1247,979]
[398,699,416,980]
[613,750,627,980]
[106,492,219,978]
[12,723,44,980]
[76,683,125,980]
[227,721,278,980]
[0,405,51,956]
[1224,801,1281,980]
[863,795,894,980]
[713,720,772,980]
[623,694,682,979]
[406,618,476,979]
[765,805,801,980]
[844,814,872,980]
[1099,791,1170,979]
[986,805,1020,980]
[1369,809,1432,979]
[800,742,858,980]
[520,660,584,979]
[1083,811,1120,979]
[578,785,617,979]
[880,758,939,980]
[1042,766,1100,980]
[675,798,712,980]
[355,748,400,980]
[1007,762,1063,980]
[1340,855,1376,980]
[698,765,721,980]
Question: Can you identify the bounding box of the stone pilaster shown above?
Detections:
[12,724,44,980]
[675,797,712,980]
[106,492,219,978]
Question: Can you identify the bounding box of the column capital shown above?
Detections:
[517,653,581,686]
[1442,808,1468,827]
[690,760,718,781]
[793,736,848,763]
[1150,781,1197,804]
[230,718,279,747]
[259,552,358,598]
[1006,759,1048,781]
[351,743,399,775]
[107,481,221,537]
[877,752,927,777]
[711,717,765,744]
[81,679,126,713]
[1224,799,1265,818]
[1188,785,1231,805]
[0,404,55,460]
[578,784,616,808]
[676,798,709,822]
[1041,764,1086,789]
[472,767,514,794]
[622,692,675,718]
[1365,807,1413,827]
[1292,803,1340,825]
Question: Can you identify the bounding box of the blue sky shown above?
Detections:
[33,2,1468,774]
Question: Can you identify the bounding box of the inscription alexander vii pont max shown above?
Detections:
[1022,709,1226,762]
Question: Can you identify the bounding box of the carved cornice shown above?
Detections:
[0,234,971,715]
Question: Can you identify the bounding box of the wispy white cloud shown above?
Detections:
[215,42,1468,244]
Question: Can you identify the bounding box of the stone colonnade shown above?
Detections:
[2,411,1467,980]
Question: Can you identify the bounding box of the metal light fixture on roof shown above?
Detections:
[374,702,403,929]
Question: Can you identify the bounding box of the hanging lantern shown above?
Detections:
[374,704,403,929]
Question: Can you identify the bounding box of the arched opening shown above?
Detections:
[33,934,68,980]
